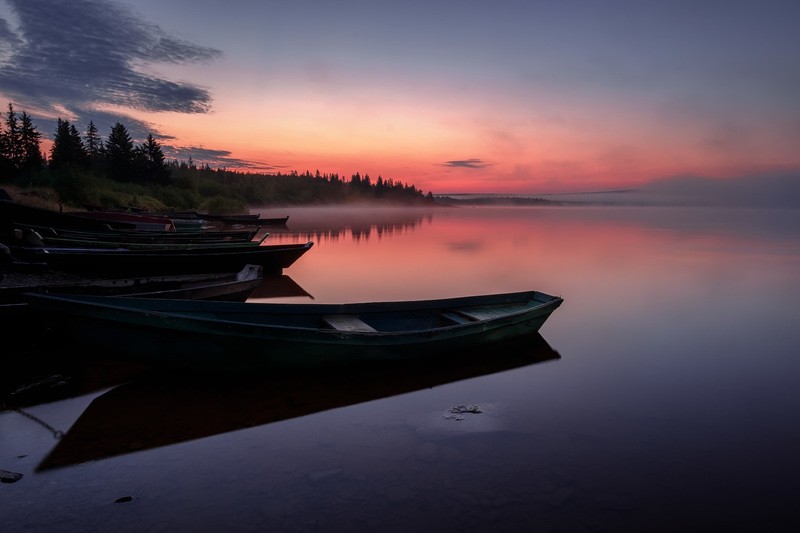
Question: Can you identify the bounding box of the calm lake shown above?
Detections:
[2,204,800,532]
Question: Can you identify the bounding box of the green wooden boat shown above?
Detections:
[24,231,269,250]
[12,241,313,276]
[2,264,264,355]
[24,289,563,371]
[15,223,262,243]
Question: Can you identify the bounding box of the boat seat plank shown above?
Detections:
[441,311,473,325]
[323,315,377,332]
[454,307,510,321]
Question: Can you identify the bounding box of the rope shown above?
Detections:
[12,408,64,439]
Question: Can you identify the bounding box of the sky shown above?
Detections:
[1,0,799,198]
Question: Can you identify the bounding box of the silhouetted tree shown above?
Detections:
[0,104,44,178]
[136,133,172,184]
[1,103,22,173]
[19,111,44,175]
[84,121,103,158]
[104,122,135,181]
[50,118,89,170]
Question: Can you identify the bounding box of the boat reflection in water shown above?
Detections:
[247,273,314,300]
[251,205,434,244]
[37,332,560,471]
[1,273,311,407]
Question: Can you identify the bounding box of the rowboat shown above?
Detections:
[17,224,263,244]
[170,211,289,226]
[82,206,206,232]
[19,229,270,250]
[23,289,563,371]
[1,194,137,231]
[12,241,313,276]
[215,215,288,226]
[2,264,265,354]
[68,210,177,231]
[2,264,264,303]
[33,332,560,470]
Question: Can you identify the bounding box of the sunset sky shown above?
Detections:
[1,0,799,196]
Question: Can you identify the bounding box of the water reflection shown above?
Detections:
[37,333,559,471]
[4,205,799,531]
[2,273,311,406]
[254,205,434,243]
[247,273,314,299]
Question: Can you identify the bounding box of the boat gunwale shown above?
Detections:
[23,290,563,338]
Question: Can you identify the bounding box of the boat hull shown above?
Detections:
[25,290,563,371]
[17,242,313,276]
[3,265,265,355]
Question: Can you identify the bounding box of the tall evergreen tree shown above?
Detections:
[69,124,87,167]
[104,122,135,181]
[0,106,13,178]
[19,111,44,175]
[84,121,102,158]
[50,118,89,170]
[2,103,22,172]
[137,133,172,184]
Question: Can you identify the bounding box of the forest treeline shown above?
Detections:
[0,103,436,213]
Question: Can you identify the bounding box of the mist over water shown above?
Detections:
[442,172,800,210]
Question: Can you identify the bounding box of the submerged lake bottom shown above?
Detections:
[2,204,800,532]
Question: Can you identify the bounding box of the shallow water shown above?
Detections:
[2,204,800,532]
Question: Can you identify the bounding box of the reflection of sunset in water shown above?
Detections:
[254,205,799,310]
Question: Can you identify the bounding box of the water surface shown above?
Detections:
[2,204,799,532]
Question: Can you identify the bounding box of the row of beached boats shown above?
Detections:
[1,188,563,380]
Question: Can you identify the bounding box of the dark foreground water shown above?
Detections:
[2,204,800,532]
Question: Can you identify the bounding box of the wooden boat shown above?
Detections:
[216,215,288,226]
[171,211,289,226]
[2,264,265,355]
[2,264,264,303]
[23,289,563,371]
[18,224,262,244]
[1,194,137,231]
[68,210,176,232]
[1,190,260,239]
[12,241,313,276]
[35,332,560,470]
[21,230,269,250]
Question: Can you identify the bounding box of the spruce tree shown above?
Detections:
[19,111,44,175]
[50,118,88,170]
[104,122,135,181]
[84,121,101,158]
[138,133,172,184]
[3,103,21,172]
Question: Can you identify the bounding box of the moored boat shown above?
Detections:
[11,241,313,276]
[23,289,564,371]
[2,264,265,355]
[17,229,269,250]
[68,210,176,232]
[17,224,263,244]
[169,210,289,226]
[1,263,264,303]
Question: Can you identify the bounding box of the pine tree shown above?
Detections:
[0,113,11,179]
[138,133,172,184]
[50,118,88,170]
[3,103,21,172]
[84,121,102,159]
[19,111,44,175]
[104,122,135,181]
